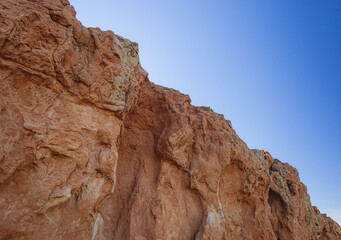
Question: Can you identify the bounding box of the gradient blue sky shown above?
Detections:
[69,0,341,224]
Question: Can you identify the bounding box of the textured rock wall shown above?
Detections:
[0,1,340,239]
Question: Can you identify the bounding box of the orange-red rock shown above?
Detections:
[0,1,340,239]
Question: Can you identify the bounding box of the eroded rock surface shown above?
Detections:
[0,1,340,239]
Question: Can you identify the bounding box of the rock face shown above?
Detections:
[0,1,340,239]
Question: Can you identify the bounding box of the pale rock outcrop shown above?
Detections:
[0,1,340,239]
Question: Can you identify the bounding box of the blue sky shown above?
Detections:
[69,0,341,224]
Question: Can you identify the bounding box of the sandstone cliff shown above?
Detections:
[0,1,340,239]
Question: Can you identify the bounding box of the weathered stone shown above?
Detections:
[0,1,340,239]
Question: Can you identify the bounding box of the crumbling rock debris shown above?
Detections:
[0,0,340,239]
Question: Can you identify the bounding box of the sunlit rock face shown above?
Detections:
[0,1,340,239]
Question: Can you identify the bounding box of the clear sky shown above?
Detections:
[69,0,341,224]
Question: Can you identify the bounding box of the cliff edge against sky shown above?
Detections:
[0,0,340,239]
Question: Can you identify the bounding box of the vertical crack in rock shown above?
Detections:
[91,213,104,240]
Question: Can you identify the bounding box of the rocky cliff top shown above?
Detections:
[0,0,340,239]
